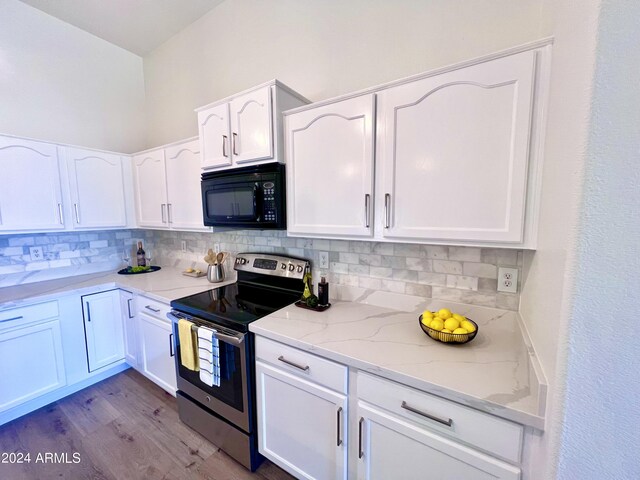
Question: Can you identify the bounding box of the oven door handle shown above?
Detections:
[167,312,245,347]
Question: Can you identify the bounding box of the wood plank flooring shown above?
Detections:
[0,370,295,480]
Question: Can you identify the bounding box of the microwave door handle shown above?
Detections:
[253,184,259,220]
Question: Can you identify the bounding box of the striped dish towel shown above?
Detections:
[197,326,220,387]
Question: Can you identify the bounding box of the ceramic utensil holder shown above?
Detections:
[207,263,224,283]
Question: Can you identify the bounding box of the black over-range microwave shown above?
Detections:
[201,163,286,229]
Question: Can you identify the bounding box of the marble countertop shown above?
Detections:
[250,288,546,430]
[0,267,237,309]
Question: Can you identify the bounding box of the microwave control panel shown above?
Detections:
[262,181,277,222]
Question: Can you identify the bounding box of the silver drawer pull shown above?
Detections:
[0,315,24,323]
[277,355,309,372]
[401,401,453,427]
[145,305,161,313]
[358,417,364,458]
[336,407,343,446]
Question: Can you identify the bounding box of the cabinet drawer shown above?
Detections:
[136,296,170,320]
[0,301,59,331]
[255,336,347,394]
[357,372,523,463]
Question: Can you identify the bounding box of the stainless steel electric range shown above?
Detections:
[168,253,309,471]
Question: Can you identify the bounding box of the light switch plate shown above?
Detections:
[29,246,43,261]
[318,251,329,269]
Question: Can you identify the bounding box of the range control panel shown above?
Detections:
[234,253,310,280]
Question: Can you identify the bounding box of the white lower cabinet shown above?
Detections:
[137,296,176,395]
[0,302,66,413]
[120,290,138,367]
[356,402,520,480]
[82,290,125,372]
[255,336,348,480]
[255,336,526,480]
[256,361,348,480]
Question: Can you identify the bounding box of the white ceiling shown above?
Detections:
[19,0,225,56]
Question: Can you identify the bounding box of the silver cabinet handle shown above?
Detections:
[127,298,133,318]
[364,194,371,228]
[0,205,3,225]
[167,204,173,224]
[401,401,453,427]
[277,355,309,372]
[232,132,238,155]
[222,135,228,157]
[169,333,175,357]
[384,193,391,228]
[74,203,80,224]
[145,305,161,313]
[86,302,91,322]
[0,316,23,324]
[358,417,364,458]
[161,204,167,223]
[58,203,64,224]
[336,407,343,446]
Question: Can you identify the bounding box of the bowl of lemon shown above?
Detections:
[419,308,478,344]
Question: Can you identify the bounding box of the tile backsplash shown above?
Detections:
[0,229,523,310]
[143,229,523,311]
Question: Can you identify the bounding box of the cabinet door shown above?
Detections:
[0,136,65,231]
[357,402,520,480]
[138,312,177,395]
[66,147,127,229]
[82,290,125,372]
[119,290,137,368]
[286,95,375,237]
[229,87,274,164]
[133,149,168,228]
[256,361,347,480]
[198,103,232,169]
[377,50,536,243]
[165,140,207,230]
[0,320,66,412]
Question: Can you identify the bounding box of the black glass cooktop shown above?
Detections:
[170,281,301,333]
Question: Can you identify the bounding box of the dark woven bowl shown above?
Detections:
[419,314,478,344]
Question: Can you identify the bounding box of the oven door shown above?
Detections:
[169,312,253,433]
[202,180,261,226]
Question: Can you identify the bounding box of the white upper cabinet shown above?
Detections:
[377,50,537,243]
[0,135,65,231]
[229,87,273,164]
[198,103,231,170]
[133,148,168,228]
[196,81,308,171]
[164,139,207,230]
[286,94,376,238]
[65,147,127,229]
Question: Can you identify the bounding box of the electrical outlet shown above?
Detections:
[214,243,221,254]
[497,267,518,293]
[181,240,187,252]
[29,247,43,262]
[318,251,329,269]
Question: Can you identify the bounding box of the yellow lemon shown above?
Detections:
[422,310,434,319]
[452,328,469,342]
[452,313,466,323]
[437,308,452,319]
[429,318,444,331]
[420,316,432,328]
[439,329,452,342]
[444,318,460,331]
[460,320,476,333]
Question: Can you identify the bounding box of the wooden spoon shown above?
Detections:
[216,252,224,265]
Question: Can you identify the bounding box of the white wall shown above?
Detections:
[555,0,640,477]
[143,0,551,146]
[0,0,146,153]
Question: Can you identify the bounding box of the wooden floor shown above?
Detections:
[0,370,294,480]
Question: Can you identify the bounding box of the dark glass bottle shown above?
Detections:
[318,276,329,306]
[136,241,146,267]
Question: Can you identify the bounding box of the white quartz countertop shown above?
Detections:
[250,289,546,430]
[0,267,236,309]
